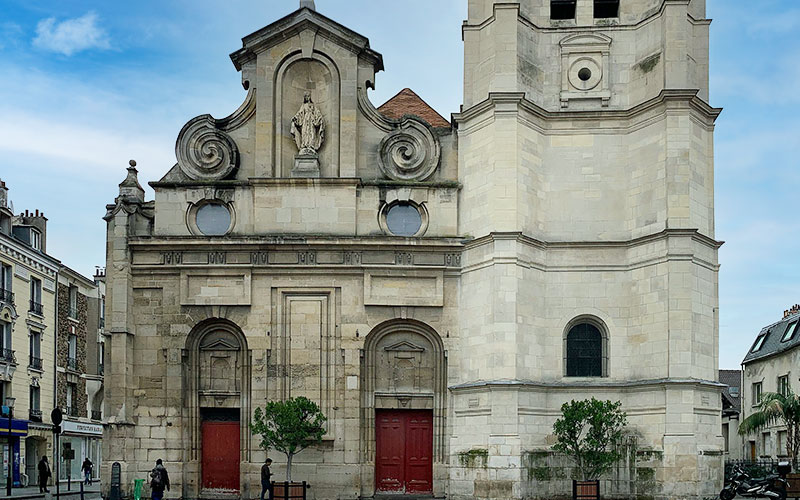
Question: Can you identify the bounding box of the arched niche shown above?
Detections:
[275,53,340,177]
[182,318,252,470]
[361,319,447,463]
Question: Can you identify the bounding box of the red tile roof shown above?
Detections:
[377,88,450,128]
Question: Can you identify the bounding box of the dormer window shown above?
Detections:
[751,331,768,352]
[782,321,798,342]
[30,228,41,250]
[594,0,619,18]
[551,0,576,20]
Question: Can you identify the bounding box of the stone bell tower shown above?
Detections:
[451,1,722,499]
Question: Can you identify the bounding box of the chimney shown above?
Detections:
[784,304,800,319]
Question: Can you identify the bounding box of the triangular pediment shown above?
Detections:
[200,337,240,351]
[383,340,426,353]
[230,7,383,72]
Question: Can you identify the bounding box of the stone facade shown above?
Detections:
[102,1,723,499]
[0,180,59,488]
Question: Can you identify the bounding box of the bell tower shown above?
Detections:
[453,1,722,498]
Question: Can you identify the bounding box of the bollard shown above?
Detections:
[80,480,85,500]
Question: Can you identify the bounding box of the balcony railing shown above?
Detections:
[91,410,102,421]
[67,357,78,371]
[29,355,43,370]
[66,406,78,417]
[29,409,42,422]
[0,349,16,364]
[0,288,12,304]
[68,306,78,319]
[29,300,43,316]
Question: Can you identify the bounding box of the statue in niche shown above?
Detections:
[290,91,325,177]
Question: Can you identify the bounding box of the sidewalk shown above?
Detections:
[0,482,101,500]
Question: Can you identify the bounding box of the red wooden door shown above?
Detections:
[375,410,433,494]
[201,421,240,491]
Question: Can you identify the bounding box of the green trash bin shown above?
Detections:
[133,478,145,500]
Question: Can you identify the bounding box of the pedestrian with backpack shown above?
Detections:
[149,459,170,500]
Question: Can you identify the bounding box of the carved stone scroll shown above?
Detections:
[176,115,240,181]
[377,119,441,182]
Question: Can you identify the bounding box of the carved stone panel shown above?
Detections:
[375,334,435,394]
[198,329,242,393]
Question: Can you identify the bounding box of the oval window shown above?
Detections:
[386,203,422,236]
[196,203,231,236]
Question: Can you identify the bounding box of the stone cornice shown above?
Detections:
[127,236,464,250]
[463,229,723,252]
[450,377,725,391]
[149,177,461,190]
[453,89,722,132]
[0,233,61,276]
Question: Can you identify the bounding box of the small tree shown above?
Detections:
[552,398,628,481]
[251,396,327,482]
[739,390,800,463]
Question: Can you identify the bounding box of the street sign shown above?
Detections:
[51,408,63,426]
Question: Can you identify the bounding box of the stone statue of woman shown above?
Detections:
[291,92,325,156]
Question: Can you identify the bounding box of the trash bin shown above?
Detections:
[133,479,145,500]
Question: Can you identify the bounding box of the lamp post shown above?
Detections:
[5,396,15,496]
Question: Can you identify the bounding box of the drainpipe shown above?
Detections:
[53,270,59,485]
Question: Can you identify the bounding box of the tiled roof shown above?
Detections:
[719,369,741,412]
[742,310,800,365]
[377,88,450,128]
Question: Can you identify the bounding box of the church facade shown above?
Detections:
[102,1,723,499]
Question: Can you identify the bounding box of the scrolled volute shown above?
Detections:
[176,115,240,181]
[377,118,440,182]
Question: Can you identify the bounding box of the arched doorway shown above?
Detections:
[361,320,446,496]
[184,319,251,495]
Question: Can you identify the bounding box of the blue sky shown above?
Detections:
[0,0,796,369]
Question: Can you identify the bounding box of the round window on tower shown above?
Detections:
[379,201,428,237]
[191,201,233,236]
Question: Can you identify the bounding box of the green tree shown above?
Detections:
[251,396,327,482]
[739,390,800,463]
[551,398,628,480]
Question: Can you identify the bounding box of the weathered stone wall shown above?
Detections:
[57,283,89,417]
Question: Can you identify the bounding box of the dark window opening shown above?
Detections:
[551,0,576,20]
[594,0,619,18]
[566,323,603,377]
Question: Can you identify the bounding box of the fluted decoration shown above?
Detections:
[176,115,240,181]
[377,119,440,182]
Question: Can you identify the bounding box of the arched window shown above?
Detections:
[565,321,606,377]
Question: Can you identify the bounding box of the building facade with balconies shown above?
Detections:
[0,179,59,489]
[56,267,103,484]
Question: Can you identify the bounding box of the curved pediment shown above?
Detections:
[559,32,612,49]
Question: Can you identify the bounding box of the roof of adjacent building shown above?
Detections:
[719,369,741,412]
[377,88,450,128]
[742,308,800,365]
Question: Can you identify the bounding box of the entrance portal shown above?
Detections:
[201,409,240,491]
[375,409,432,494]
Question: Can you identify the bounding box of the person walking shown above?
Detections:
[149,459,170,500]
[81,457,93,485]
[260,458,273,500]
[37,456,51,493]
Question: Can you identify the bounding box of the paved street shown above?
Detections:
[0,483,101,500]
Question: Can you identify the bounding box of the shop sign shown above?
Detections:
[61,421,103,435]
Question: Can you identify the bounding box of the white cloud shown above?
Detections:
[33,11,110,56]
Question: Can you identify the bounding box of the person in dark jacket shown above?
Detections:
[260,458,273,500]
[150,459,170,500]
[37,456,51,493]
[81,457,93,485]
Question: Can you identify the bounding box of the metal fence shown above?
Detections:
[725,459,798,482]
